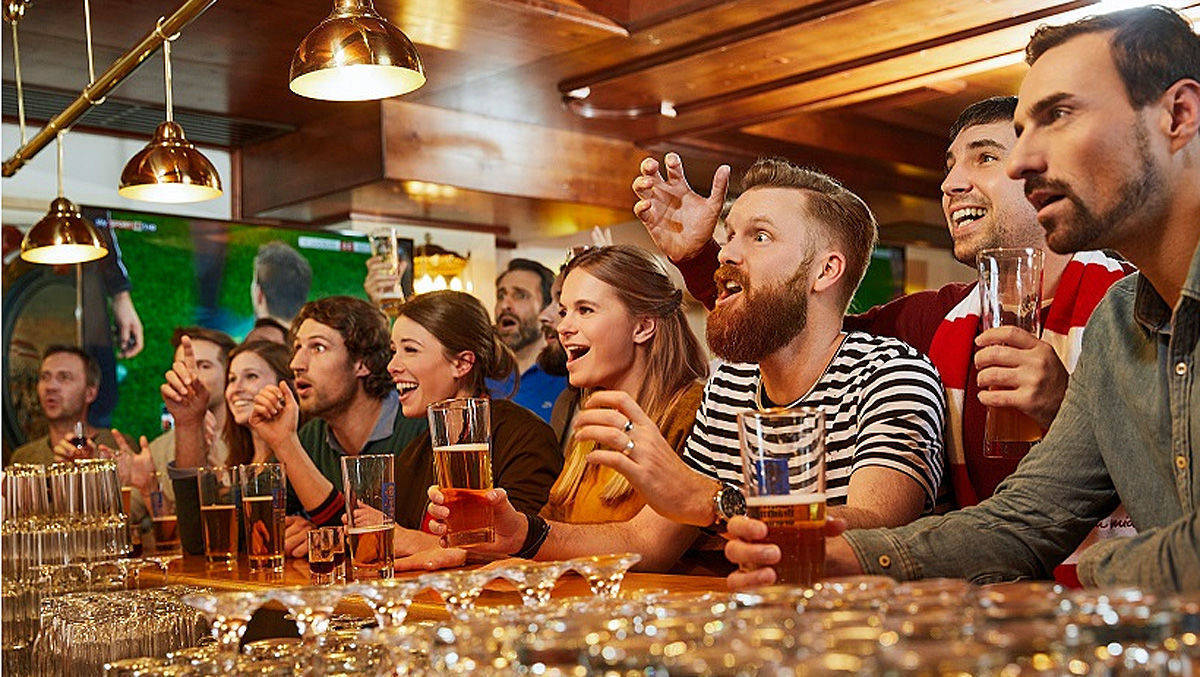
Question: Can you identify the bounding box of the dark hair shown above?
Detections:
[1026,6,1200,107]
[291,296,393,399]
[223,340,297,467]
[739,158,878,311]
[254,241,313,320]
[948,96,1018,142]
[42,345,101,388]
[498,258,555,308]
[170,327,236,367]
[395,290,519,398]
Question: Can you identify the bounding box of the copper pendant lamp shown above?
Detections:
[21,133,108,265]
[289,0,425,101]
[119,36,222,203]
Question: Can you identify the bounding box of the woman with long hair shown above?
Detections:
[222,340,296,466]
[543,244,708,523]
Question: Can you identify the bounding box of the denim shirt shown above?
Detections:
[845,246,1200,592]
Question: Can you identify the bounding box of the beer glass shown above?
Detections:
[307,527,345,585]
[147,481,180,554]
[340,455,396,579]
[368,227,408,318]
[427,397,494,547]
[977,247,1045,459]
[738,407,826,587]
[196,467,239,565]
[237,463,285,573]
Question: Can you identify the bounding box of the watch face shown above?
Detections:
[721,487,747,517]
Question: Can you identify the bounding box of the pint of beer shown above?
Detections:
[977,248,1045,459]
[341,455,397,579]
[237,463,286,573]
[738,407,826,587]
[368,227,409,318]
[197,467,239,564]
[428,398,494,547]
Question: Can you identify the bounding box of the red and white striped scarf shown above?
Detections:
[927,250,1133,507]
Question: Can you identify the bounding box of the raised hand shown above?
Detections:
[363,255,406,306]
[248,381,299,451]
[425,485,528,556]
[633,153,730,262]
[160,335,208,425]
[100,429,158,497]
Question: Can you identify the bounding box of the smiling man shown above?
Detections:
[726,5,1200,592]
[247,296,426,551]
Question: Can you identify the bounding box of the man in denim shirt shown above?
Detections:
[725,6,1200,592]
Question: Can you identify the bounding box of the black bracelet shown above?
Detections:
[512,512,551,559]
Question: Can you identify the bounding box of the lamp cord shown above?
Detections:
[11,18,25,144]
[163,38,173,122]
[82,0,106,104]
[56,131,65,198]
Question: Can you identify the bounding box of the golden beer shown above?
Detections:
[242,495,284,572]
[200,503,238,563]
[747,494,826,587]
[984,407,1043,459]
[347,523,395,579]
[434,443,494,546]
[151,515,179,551]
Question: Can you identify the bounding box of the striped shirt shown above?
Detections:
[683,331,947,509]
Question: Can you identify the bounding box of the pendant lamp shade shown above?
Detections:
[21,196,108,264]
[289,0,425,101]
[118,121,223,203]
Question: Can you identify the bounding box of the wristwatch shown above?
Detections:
[710,483,747,531]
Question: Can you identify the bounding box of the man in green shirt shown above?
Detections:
[248,296,425,556]
[725,6,1200,592]
[9,346,116,465]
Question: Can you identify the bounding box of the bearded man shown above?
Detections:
[419,159,947,574]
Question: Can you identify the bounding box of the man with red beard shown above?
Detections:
[421,160,945,572]
[727,6,1200,591]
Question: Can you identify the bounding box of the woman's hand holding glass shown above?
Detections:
[425,485,528,556]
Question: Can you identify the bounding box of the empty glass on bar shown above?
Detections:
[237,463,286,573]
[977,247,1045,459]
[427,397,494,547]
[368,226,408,318]
[307,527,346,585]
[739,407,826,587]
[340,455,396,579]
[197,467,239,565]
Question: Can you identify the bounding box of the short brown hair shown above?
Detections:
[739,158,878,310]
[1026,6,1200,108]
[291,296,393,399]
[42,345,101,388]
[395,291,518,398]
[170,327,236,367]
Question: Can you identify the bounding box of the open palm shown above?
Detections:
[632,153,729,262]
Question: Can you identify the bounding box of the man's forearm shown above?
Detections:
[1077,513,1200,592]
[272,436,335,511]
[173,419,207,468]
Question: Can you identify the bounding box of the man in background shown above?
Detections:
[250,241,312,335]
[489,259,568,423]
[8,346,116,465]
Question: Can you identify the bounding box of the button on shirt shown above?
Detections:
[845,242,1200,592]
[487,364,568,425]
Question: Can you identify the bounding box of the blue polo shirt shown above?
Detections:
[487,364,568,424]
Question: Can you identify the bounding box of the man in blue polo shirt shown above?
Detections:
[488,259,568,423]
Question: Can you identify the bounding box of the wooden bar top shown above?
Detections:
[145,554,728,622]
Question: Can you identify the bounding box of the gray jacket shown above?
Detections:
[845,250,1199,592]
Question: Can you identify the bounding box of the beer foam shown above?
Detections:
[433,443,490,453]
[746,493,826,507]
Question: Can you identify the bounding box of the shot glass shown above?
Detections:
[307,527,346,585]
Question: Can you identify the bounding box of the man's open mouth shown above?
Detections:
[950,206,987,228]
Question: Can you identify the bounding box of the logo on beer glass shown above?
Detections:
[738,407,826,587]
[381,481,395,517]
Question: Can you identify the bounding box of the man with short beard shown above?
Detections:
[248,296,426,555]
[488,259,569,423]
[422,161,946,572]
[9,346,117,465]
[726,6,1200,591]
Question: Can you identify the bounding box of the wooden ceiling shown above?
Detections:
[4,0,1200,242]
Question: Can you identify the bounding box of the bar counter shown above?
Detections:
[147,553,728,622]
